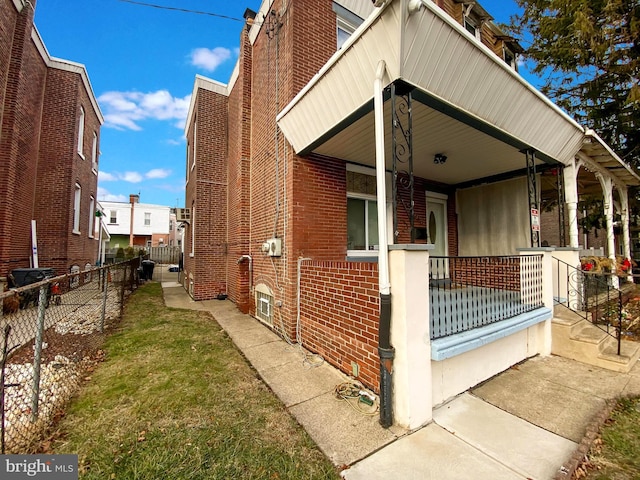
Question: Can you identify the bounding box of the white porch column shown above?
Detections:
[597,173,619,288]
[563,159,580,248]
[620,187,634,283]
[389,245,432,429]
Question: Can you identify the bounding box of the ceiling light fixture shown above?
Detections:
[434,153,447,165]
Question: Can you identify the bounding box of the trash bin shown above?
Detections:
[9,267,56,308]
[141,260,155,281]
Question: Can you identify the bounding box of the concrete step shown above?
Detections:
[552,313,640,373]
[597,339,640,373]
[552,306,584,327]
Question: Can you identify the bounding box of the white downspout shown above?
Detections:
[374,60,390,295]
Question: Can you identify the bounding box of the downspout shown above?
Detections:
[374,60,394,428]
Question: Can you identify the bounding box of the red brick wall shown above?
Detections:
[299,260,380,392]
[0,1,42,276]
[183,88,228,300]
[227,25,252,312]
[0,0,100,278]
[35,69,100,274]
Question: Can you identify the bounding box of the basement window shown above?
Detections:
[255,289,274,325]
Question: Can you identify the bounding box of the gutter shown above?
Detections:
[374,60,394,428]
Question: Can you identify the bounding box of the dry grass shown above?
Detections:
[48,282,339,480]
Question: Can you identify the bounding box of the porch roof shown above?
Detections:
[276,0,637,188]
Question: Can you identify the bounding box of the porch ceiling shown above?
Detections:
[277,0,589,186]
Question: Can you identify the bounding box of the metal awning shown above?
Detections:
[276,0,637,188]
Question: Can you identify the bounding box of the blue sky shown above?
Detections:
[34,0,533,208]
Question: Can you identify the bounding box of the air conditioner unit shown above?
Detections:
[175,208,191,223]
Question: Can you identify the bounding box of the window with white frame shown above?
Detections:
[109,210,117,224]
[347,170,379,254]
[464,15,480,39]
[77,106,85,158]
[192,117,197,171]
[190,202,195,257]
[333,2,363,50]
[144,212,151,226]
[503,46,517,70]
[88,196,95,238]
[73,184,81,233]
[91,132,98,171]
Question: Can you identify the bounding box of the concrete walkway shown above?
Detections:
[161,281,640,479]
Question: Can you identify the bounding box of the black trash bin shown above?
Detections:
[10,267,56,308]
[141,260,155,281]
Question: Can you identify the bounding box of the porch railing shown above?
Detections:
[429,255,544,340]
[552,257,622,355]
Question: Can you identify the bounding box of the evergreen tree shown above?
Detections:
[509,0,640,167]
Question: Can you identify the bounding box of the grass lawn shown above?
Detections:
[581,397,640,480]
[48,282,339,480]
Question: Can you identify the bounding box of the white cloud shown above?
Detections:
[99,171,118,182]
[146,168,171,179]
[190,47,232,72]
[97,187,127,202]
[122,171,144,183]
[98,90,191,131]
[98,169,173,183]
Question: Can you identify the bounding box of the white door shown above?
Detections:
[426,193,448,279]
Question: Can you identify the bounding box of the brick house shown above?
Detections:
[1,0,103,280]
[185,0,639,428]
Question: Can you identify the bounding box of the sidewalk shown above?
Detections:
[161,281,640,479]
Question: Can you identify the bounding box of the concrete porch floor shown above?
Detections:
[161,281,640,479]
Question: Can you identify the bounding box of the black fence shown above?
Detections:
[0,258,140,453]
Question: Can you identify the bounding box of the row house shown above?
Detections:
[184,0,640,429]
[1,0,103,281]
[100,195,174,249]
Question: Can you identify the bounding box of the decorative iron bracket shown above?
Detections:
[391,82,415,243]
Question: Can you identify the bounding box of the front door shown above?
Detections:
[426,192,448,279]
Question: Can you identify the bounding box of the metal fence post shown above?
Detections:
[120,264,127,317]
[100,267,109,333]
[31,285,48,422]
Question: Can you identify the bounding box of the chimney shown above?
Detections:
[129,194,138,246]
[244,8,257,29]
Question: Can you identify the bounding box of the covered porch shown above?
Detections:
[278,0,638,429]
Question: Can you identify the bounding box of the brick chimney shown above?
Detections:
[129,194,139,246]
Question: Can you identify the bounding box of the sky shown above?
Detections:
[33,0,533,208]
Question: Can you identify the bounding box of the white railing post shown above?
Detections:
[519,247,553,356]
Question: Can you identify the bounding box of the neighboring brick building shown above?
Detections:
[0,0,103,280]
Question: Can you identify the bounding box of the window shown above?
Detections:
[77,106,85,158]
[144,212,151,226]
[109,210,117,224]
[73,184,81,234]
[91,132,98,171]
[337,18,356,49]
[348,197,379,251]
[347,169,379,254]
[503,47,517,70]
[333,2,363,50]
[88,196,95,238]
[255,288,274,325]
[191,117,197,171]
[190,203,195,257]
[464,15,480,39]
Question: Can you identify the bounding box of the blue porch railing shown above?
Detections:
[429,255,544,340]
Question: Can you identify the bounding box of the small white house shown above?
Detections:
[100,195,172,248]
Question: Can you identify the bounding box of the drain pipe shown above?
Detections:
[237,255,253,291]
[374,60,394,428]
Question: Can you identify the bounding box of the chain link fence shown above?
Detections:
[0,258,141,453]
